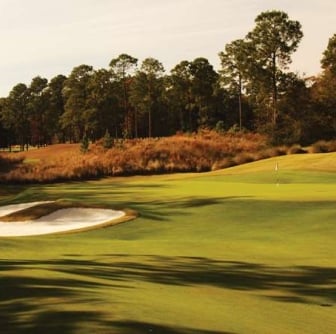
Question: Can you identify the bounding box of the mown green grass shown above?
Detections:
[0,153,336,333]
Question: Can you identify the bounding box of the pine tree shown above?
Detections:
[103,129,113,149]
[80,134,89,153]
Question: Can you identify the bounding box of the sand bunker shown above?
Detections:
[0,202,125,237]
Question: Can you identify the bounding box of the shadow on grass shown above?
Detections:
[9,179,247,222]
[0,268,130,332]
[108,320,233,334]
[1,256,335,303]
[2,311,233,334]
[89,255,336,304]
[1,309,102,334]
[133,196,256,223]
[164,196,252,209]
[128,196,241,222]
[0,255,335,332]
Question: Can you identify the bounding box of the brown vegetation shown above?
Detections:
[308,140,336,154]
[0,131,335,184]
[0,154,24,173]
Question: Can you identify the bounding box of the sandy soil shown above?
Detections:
[0,201,54,216]
[0,202,125,237]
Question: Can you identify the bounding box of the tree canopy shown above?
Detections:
[0,10,334,150]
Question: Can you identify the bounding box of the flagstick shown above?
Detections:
[275,161,279,186]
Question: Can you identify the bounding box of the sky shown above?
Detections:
[0,0,335,97]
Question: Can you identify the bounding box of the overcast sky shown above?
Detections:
[0,0,335,96]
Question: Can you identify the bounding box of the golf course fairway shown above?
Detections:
[0,153,335,333]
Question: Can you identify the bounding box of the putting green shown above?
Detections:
[0,153,335,333]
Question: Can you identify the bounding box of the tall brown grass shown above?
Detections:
[0,154,24,173]
[0,131,335,184]
[308,140,336,153]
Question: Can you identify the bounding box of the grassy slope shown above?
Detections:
[0,153,336,333]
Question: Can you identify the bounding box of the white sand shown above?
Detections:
[0,201,54,216]
[0,202,125,237]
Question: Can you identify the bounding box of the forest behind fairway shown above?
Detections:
[1,10,336,151]
[0,153,336,333]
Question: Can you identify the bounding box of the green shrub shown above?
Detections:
[103,130,113,149]
[215,120,225,133]
[80,135,89,154]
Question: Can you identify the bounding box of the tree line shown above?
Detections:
[0,10,335,151]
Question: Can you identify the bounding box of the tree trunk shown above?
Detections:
[272,53,278,127]
[134,108,138,138]
[238,75,243,131]
[148,109,152,138]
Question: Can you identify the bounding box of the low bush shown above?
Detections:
[287,145,307,155]
[309,140,336,153]
[233,153,256,165]
[211,158,236,171]
[0,154,24,173]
